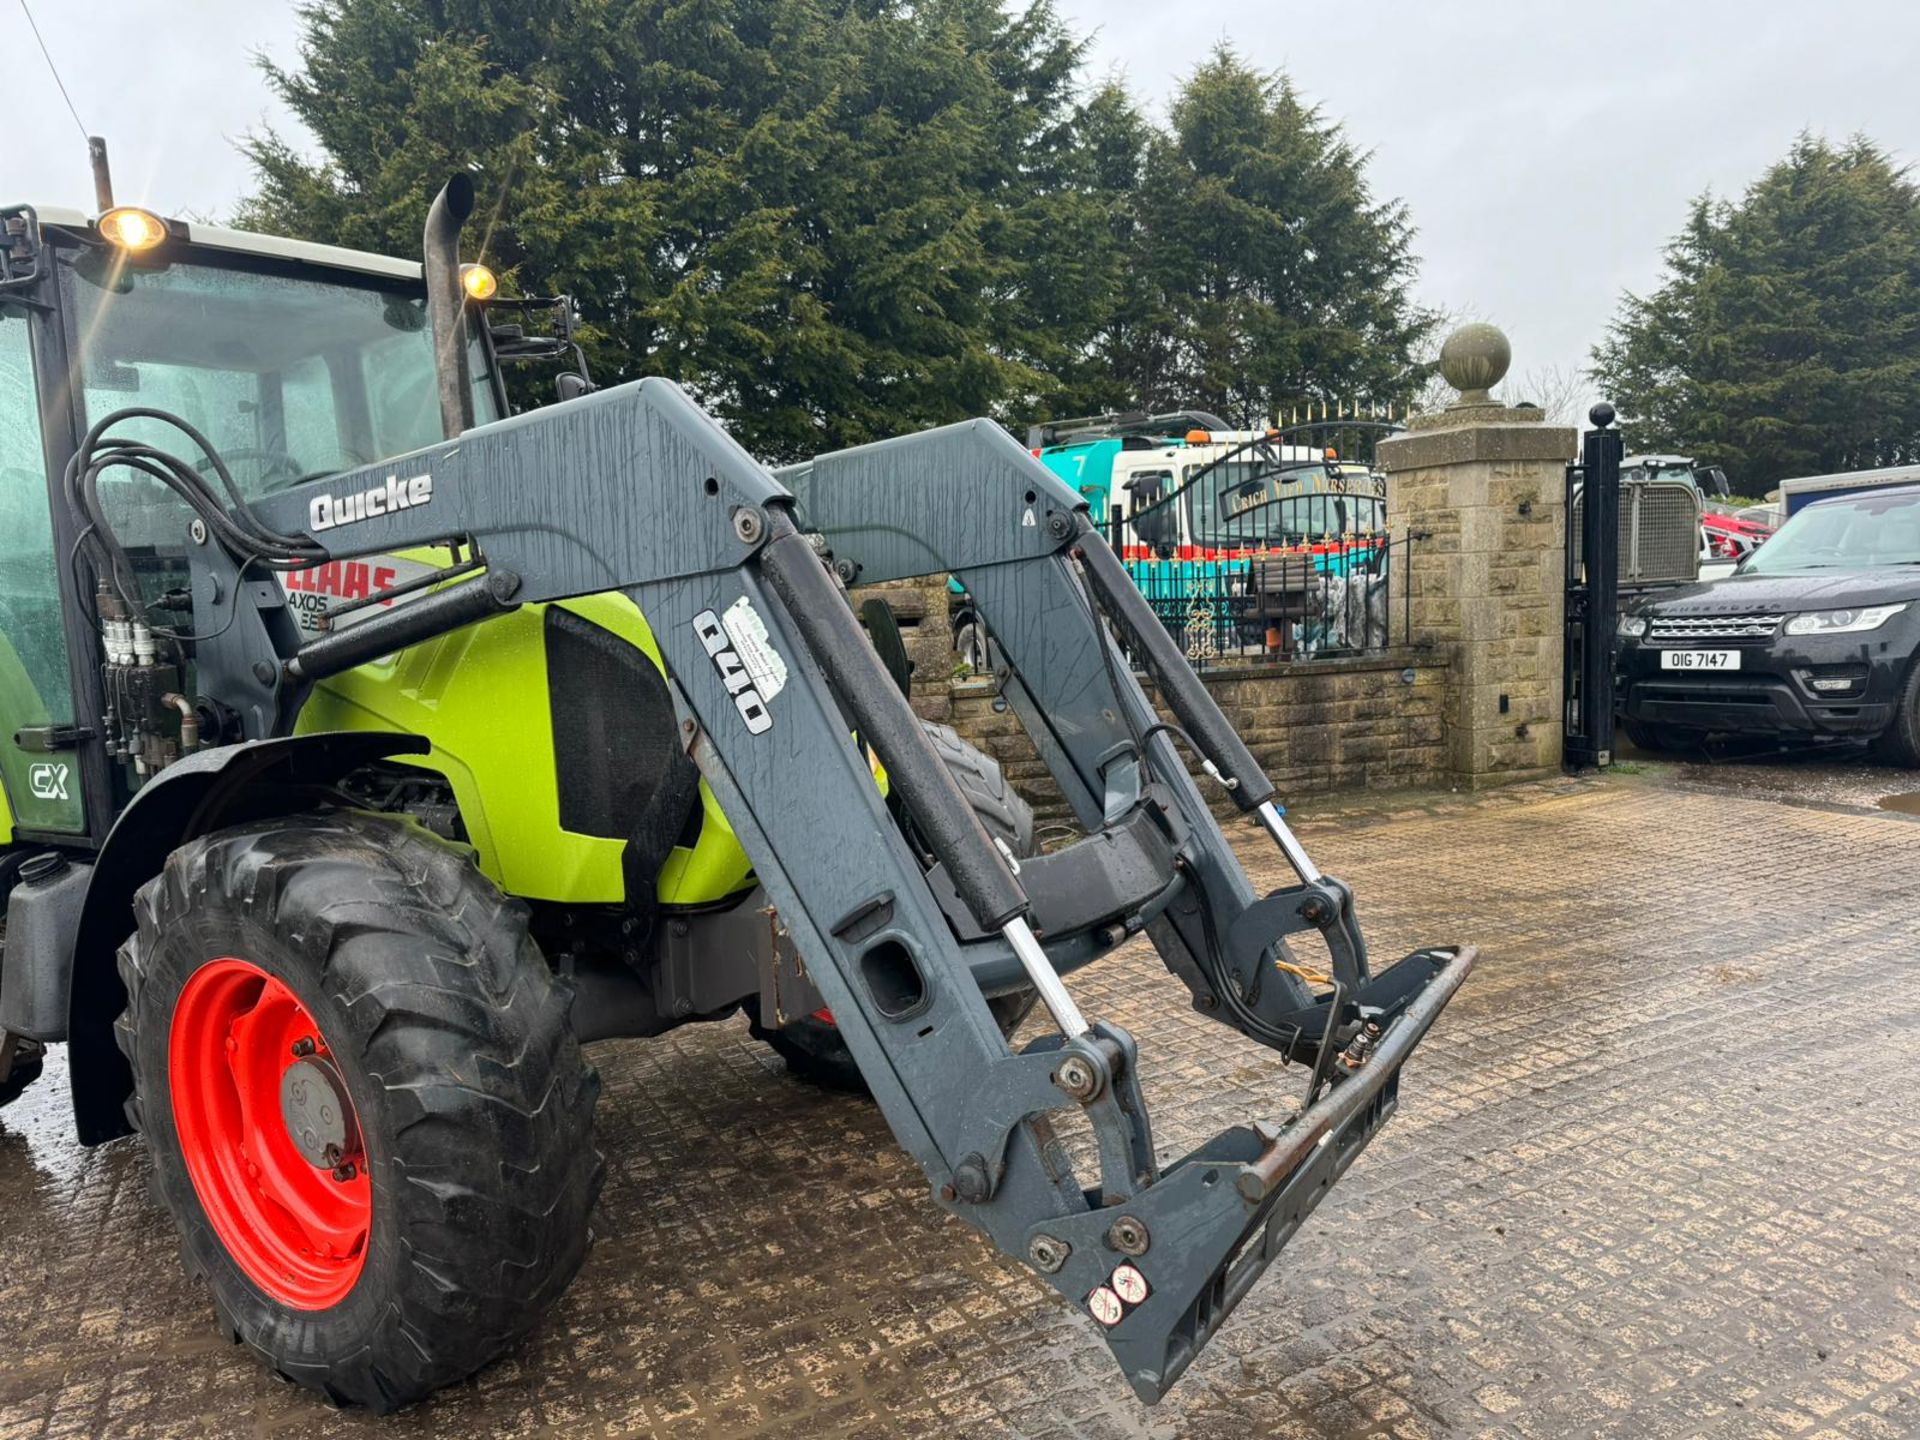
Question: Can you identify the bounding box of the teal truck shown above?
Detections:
[953,412,1392,666]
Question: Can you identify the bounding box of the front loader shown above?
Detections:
[0,174,1472,1410]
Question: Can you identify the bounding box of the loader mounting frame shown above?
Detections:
[143,378,1469,1401]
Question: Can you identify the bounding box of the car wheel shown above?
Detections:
[1622,719,1699,755]
[1870,658,1920,768]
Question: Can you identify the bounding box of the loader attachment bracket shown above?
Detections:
[938,1020,1157,1207]
[1023,945,1474,1403]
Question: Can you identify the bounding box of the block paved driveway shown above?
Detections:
[2,758,1918,1439]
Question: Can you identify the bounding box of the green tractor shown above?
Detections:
[0,174,1471,1410]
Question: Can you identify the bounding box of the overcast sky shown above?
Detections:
[8,0,1920,404]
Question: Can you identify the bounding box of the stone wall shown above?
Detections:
[1379,419,1575,786]
[944,650,1449,825]
[861,383,1574,809]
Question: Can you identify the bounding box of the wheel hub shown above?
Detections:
[168,957,371,1309]
[280,1055,359,1167]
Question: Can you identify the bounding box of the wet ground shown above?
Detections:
[1615,731,1920,815]
[3,758,1919,1439]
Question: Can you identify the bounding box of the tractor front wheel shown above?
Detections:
[116,811,603,1410]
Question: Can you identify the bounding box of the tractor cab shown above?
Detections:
[0,201,593,844]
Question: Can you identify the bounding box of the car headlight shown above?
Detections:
[1782,603,1907,636]
[1616,612,1648,639]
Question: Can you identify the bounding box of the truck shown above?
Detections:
[1778,463,1920,517]
[950,412,1393,666]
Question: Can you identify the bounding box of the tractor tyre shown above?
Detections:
[750,722,1037,1092]
[115,811,603,1411]
[0,1036,43,1109]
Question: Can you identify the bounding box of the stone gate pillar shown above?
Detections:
[1378,324,1577,787]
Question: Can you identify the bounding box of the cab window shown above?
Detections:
[0,308,73,725]
[1125,469,1179,548]
[59,251,496,509]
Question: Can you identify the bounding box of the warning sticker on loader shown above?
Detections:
[721,596,788,702]
[1088,1263,1150,1327]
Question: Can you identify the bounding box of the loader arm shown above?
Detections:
[176,378,1470,1402]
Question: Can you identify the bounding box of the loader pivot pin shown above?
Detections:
[1002,915,1088,1038]
[1054,1053,1100,1100]
[1107,1216,1150,1256]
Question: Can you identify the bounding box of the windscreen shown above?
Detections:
[1189,459,1384,545]
[59,251,498,509]
[1739,489,1920,573]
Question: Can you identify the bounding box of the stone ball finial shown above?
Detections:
[1438,322,1511,406]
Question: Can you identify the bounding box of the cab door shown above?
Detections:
[0,304,85,837]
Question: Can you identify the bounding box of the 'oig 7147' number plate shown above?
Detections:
[1660,649,1741,671]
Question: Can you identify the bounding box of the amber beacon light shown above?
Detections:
[97,206,167,252]
[459,262,498,302]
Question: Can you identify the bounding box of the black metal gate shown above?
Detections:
[1563,404,1623,769]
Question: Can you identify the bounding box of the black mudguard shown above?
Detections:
[67,731,427,1145]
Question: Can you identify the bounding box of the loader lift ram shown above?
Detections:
[0,176,1471,1408]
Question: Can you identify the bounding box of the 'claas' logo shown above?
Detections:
[285,561,401,604]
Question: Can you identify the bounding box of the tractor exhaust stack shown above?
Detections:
[88,137,113,212]
[424,174,478,439]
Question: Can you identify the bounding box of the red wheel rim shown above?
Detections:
[168,957,370,1308]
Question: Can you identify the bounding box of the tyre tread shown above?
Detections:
[118,809,603,1412]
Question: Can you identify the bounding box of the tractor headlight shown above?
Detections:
[1782,603,1907,636]
[98,206,168,252]
[1617,612,1648,639]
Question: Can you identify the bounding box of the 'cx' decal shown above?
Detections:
[28,762,69,801]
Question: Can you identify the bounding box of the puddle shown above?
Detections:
[1876,792,1920,815]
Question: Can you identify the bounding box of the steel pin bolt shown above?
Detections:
[290,1036,317,1057]
[331,1161,357,1183]
[1028,1234,1070,1274]
[1054,1054,1099,1101]
[1107,1216,1150,1256]
[950,1154,991,1204]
